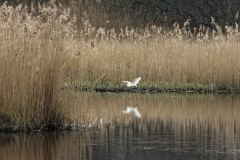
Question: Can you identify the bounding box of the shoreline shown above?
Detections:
[73,87,240,94]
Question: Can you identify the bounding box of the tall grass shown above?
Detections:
[0,1,240,130]
[67,9,240,91]
[0,2,78,130]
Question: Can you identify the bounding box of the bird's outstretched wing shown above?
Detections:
[133,107,141,118]
[131,77,141,85]
[123,106,132,113]
[123,106,141,118]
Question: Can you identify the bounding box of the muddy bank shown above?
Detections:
[73,87,240,93]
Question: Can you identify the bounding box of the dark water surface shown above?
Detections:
[1,93,240,160]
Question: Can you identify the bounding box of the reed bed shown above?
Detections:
[1,1,240,131]
[0,2,83,130]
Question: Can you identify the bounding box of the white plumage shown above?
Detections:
[123,106,141,118]
[122,77,141,87]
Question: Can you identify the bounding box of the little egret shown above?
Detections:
[123,106,141,118]
[122,77,141,87]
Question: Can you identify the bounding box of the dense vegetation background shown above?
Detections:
[2,0,240,31]
[1,0,240,131]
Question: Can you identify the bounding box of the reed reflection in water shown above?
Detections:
[1,93,240,160]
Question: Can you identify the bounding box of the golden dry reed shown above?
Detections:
[0,2,78,130]
[0,1,240,130]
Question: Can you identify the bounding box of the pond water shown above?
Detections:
[1,92,240,160]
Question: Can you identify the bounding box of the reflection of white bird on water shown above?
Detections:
[123,106,141,118]
[122,77,141,87]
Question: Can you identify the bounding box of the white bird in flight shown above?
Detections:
[123,106,141,118]
[122,77,141,87]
